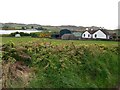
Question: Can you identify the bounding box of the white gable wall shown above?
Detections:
[82,31,91,38]
[92,30,106,39]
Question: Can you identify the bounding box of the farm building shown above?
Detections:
[61,34,76,40]
[72,32,82,39]
[82,29,110,39]
[15,34,21,37]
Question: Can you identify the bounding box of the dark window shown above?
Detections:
[88,34,90,37]
[84,34,85,37]
[95,34,97,38]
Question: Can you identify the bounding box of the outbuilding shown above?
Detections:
[61,34,76,40]
[15,34,21,38]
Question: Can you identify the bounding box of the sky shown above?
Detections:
[0,0,119,29]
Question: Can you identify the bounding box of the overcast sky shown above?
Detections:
[0,0,119,29]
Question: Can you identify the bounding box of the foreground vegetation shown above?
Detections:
[1,38,119,88]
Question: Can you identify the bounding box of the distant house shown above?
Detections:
[82,29,110,39]
[15,34,21,37]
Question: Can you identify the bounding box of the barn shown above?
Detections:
[61,34,76,40]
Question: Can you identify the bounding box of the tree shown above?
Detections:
[2,25,9,30]
[22,27,26,30]
[60,29,71,36]
[31,26,34,29]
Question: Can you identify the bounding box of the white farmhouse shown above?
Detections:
[81,31,92,39]
[92,29,110,39]
[82,29,110,39]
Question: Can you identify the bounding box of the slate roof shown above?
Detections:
[88,30,98,34]
[86,29,109,35]
[100,29,109,35]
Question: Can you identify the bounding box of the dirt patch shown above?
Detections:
[2,61,34,88]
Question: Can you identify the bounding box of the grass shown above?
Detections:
[0,37,2,46]
[1,37,118,46]
[1,37,39,45]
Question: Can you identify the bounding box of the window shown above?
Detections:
[95,34,97,38]
[88,34,90,37]
[84,34,85,37]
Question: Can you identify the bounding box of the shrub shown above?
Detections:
[39,32,51,38]
[30,33,38,37]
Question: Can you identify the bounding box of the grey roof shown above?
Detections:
[72,32,82,36]
[83,29,109,35]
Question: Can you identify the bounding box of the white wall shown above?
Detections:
[92,30,107,39]
[82,31,91,38]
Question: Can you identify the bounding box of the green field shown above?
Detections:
[1,37,118,46]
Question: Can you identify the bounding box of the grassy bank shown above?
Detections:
[2,40,119,88]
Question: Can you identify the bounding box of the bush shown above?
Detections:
[51,34,60,39]
[19,32,30,36]
[39,32,51,38]
[30,33,38,37]
[30,32,52,38]
[1,34,10,37]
